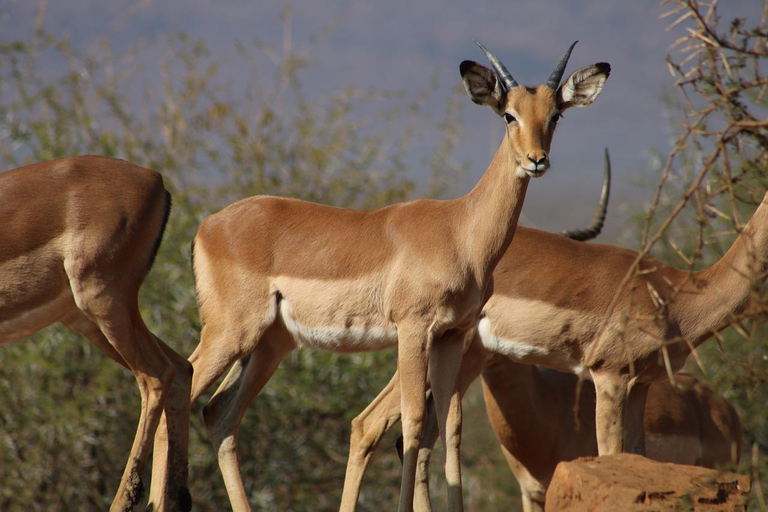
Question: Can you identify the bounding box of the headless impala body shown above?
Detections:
[169,42,610,512]
[0,156,192,512]
[481,355,741,512]
[341,190,768,511]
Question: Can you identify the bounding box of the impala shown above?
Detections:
[340,152,611,509]
[480,355,741,512]
[340,175,768,511]
[0,156,192,512]
[172,42,609,511]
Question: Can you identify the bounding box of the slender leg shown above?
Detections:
[521,492,544,512]
[397,322,431,512]
[340,333,486,512]
[428,329,467,512]
[90,306,175,512]
[412,334,486,512]
[340,371,403,511]
[197,325,294,512]
[148,337,194,512]
[413,392,438,512]
[67,310,194,512]
[63,306,172,511]
[590,370,631,455]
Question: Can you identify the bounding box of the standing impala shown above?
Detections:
[340,182,768,511]
[0,156,192,512]
[175,42,609,511]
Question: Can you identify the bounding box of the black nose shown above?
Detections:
[528,155,548,166]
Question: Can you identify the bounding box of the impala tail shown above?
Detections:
[562,148,611,242]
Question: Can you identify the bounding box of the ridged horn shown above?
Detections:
[473,39,518,92]
[546,41,578,90]
[562,148,611,242]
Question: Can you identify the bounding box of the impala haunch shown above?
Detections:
[0,156,192,512]
[173,41,609,512]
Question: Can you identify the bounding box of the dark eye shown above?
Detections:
[504,113,516,124]
[551,113,563,125]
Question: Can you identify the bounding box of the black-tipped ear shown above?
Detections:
[557,62,611,111]
[460,60,506,114]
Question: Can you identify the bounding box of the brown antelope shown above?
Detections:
[340,151,611,509]
[340,177,768,511]
[173,42,609,511]
[480,355,741,512]
[0,156,192,512]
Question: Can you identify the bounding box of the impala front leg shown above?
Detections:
[429,329,468,512]
[590,370,631,455]
[397,323,431,512]
[413,333,486,512]
[412,393,438,512]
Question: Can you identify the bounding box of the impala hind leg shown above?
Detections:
[62,310,130,369]
[340,371,403,511]
[147,337,194,512]
[67,310,193,512]
[78,301,176,512]
[191,323,294,512]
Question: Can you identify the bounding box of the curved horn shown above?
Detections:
[562,147,611,242]
[546,41,578,90]
[473,40,518,92]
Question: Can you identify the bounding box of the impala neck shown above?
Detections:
[459,136,530,276]
[674,191,768,341]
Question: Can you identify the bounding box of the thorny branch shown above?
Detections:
[590,1,768,504]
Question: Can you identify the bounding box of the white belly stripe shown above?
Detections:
[279,300,398,352]
[478,317,587,376]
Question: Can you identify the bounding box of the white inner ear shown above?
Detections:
[560,77,578,105]
[559,66,607,109]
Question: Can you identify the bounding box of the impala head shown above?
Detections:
[461,41,610,179]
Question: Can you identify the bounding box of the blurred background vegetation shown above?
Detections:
[0,0,765,510]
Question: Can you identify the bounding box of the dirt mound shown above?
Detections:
[544,453,750,511]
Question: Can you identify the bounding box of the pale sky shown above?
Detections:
[1,0,761,243]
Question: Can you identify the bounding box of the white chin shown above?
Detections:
[518,167,546,178]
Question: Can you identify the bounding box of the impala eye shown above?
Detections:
[504,113,516,124]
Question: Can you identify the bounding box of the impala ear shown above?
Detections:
[460,60,506,115]
[557,63,610,111]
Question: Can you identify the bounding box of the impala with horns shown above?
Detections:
[341,150,612,509]
[167,41,608,512]
[340,177,768,511]
[0,156,192,512]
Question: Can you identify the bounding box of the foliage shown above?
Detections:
[0,5,471,510]
[1,1,767,511]
[623,1,768,508]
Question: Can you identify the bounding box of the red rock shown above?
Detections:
[544,453,750,511]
